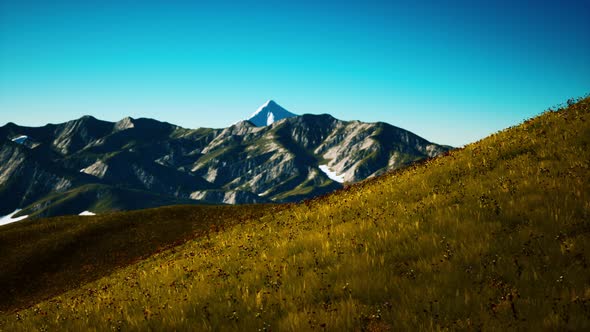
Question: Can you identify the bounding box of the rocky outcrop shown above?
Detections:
[50,116,115,155]
[0,141,75,215]
[190,190,267,205]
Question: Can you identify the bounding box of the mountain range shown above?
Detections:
[0,100,451,219]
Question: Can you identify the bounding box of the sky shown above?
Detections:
[0,0,588,146]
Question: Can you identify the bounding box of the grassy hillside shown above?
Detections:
[0,204,275,312]
[1,97,589,331]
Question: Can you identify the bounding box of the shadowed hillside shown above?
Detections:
[0,97,588,330]
[0,204,276,312]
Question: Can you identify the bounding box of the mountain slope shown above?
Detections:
[190,113,448,201]
[1,97,588,330]
[0,140,89,216]
[0,105,450,218]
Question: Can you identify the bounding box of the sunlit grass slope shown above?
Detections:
[1,97,589,331]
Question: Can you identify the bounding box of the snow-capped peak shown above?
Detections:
[247,100,297,126]
[250,100,273,118]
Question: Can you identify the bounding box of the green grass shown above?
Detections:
[1,97,589,331]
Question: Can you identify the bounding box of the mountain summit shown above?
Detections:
[247,100,297,126]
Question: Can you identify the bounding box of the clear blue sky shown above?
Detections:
[0,0,588,146]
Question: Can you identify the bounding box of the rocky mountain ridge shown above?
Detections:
[0,101,451,219]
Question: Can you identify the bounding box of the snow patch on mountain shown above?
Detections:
[79,211,96,216]
[0,209,28,226]
[319,165,345,183]
[11,135,28,144]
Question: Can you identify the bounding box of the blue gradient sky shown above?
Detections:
[1,0,588,146]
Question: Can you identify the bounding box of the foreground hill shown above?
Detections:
[0,204,276,312]
[1,97,588,330]
[0,101,449,218]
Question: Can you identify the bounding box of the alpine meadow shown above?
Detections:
[0,97,588,331]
